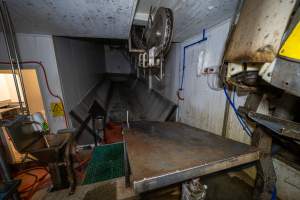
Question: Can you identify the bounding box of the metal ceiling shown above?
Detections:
[134,0,239,42]
[1,0,138,39]
[1,0,238,41]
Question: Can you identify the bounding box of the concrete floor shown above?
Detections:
[203,174,253,200]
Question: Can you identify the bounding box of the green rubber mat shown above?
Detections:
[83,142,124,185]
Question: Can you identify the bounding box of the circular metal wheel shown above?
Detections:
[146,7,174,56]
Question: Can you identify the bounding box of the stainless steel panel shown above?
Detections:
[125,121,260,193]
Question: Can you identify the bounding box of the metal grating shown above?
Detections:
[83,142,124,185]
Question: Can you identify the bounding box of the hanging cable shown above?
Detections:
[0,61,69,128]
[206,73,223,91]
[232,87,252,135]
[223,85,252,136]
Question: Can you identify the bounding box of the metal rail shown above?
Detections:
[0,0,29,115]
[0,3,23,113]
[2,1,29,114]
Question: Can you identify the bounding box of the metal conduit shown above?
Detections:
[3,1,29,114]
[0,0,29,115]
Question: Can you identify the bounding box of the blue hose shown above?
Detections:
[271,186,277,200]
[223,86,252,136]
[233,88,252,135]
[180,29,207,90]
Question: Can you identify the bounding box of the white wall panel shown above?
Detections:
[177,20,231,135]
[0,33,65,132]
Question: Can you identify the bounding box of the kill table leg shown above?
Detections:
[252,127,276,200]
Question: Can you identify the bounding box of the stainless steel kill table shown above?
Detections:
[124,121,260,193]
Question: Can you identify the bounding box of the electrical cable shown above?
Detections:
[14,167,49,176]
[271,186,277,200]
[14,167,49,195]
[223,85,252,137]
[23,171,49,200]
[229,87,252,136]
[232,87,252,135]
[206,73,222,91]
[18,172,38,193]
[176,89,184,100]
[0,61,69,128]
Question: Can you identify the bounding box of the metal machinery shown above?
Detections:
[223,0,297,91]
[0,0,31,165]
[129,7,174,84]
[0,1,29,115]
[223,0,300,146]
[0,1,27,199]
[222,0,300,199]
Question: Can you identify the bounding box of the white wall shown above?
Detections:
[0,33,66,132]
[53,37,106,113]
[153,19,230,135]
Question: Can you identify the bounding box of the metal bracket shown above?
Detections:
[239,108,300,141]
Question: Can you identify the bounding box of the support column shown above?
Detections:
[243,93,276,200]
[252,127,276,200]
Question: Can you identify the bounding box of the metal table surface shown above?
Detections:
[124,121,260,193]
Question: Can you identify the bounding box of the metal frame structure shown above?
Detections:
[124,121,260,193]
[0,0,29,115]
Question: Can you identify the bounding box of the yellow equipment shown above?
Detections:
[279,21,300,62]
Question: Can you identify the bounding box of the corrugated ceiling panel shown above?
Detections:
[2,0,137,39]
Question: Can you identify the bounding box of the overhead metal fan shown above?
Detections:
[146,7,173,57]
[130,7,174,80]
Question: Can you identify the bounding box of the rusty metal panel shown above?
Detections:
[225,0,296,63]
[124,121,260,193]
[271,58,300,97]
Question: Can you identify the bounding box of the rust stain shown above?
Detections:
[226,44,276,63]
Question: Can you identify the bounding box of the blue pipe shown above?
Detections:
[233,88,252,135]
[180,29,207,90]
[223,86,252,137]
[271,186,277,200]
